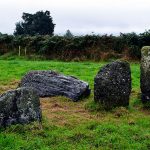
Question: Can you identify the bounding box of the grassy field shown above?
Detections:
[0,60,150,150]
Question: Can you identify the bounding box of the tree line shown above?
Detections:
[1,31,150,61]
[0,10,150,61]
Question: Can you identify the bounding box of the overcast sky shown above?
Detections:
[0,0,150,35]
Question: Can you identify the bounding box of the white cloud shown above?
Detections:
[0,0,150,35]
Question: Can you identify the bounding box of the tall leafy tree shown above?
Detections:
[14,11,55,36]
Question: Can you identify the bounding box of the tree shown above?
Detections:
[64,30,73,38]
[14,10,55,36]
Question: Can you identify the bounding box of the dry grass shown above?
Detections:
[0,80,19,94]
[41,97,97,127]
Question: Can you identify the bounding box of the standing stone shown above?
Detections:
[0,87,41,127]
[94,60,131,109]
[140,46,150,104]
[19,70,90,101]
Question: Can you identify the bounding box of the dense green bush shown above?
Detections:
[0,30,150,60]
[0,34,14,54]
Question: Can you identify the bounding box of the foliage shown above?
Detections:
[1,30,150,60]
[0,34,14,54]
[64,30,74,38]
[14,11,55,36]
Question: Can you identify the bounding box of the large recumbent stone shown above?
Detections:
[94,60,131,109]
[19,71,90,101]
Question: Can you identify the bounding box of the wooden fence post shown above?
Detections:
[25,47,27,56]
[18,46,21,56]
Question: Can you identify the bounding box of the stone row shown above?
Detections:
[0,46,149,127]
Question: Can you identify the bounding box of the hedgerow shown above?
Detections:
[0,30,150,61]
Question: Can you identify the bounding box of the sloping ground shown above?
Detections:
[0,60,150,149]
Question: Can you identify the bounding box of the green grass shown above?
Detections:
[0,60,150,150]
[0,60,139,89]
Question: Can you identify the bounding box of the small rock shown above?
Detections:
[94,60,131,110]
[0,87,41,127]
[19,70,90,101]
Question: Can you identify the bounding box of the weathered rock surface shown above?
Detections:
[140,46,150,104]
[19,71,90,101]
[94,60,131,109]
[0,87,41,127]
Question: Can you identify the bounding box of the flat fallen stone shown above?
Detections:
[140,46,150,104]
[94,60,131,110]
[0,87,41,127]
[19,71,91,101]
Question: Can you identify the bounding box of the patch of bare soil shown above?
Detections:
[40,97,98,126]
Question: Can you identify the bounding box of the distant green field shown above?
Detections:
[0,60,150,150]
[0,60,140,89]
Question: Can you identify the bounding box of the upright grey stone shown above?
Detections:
[19,71,90,101]
[140,46,150,104]
[0,87,41,127]
[94,60,131,109]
